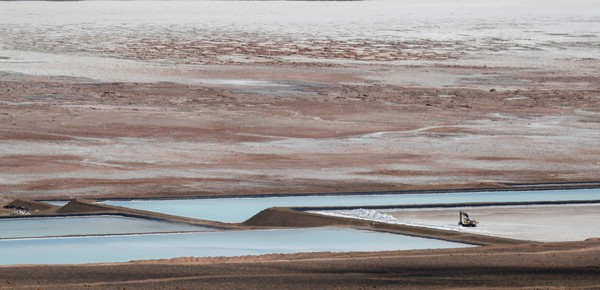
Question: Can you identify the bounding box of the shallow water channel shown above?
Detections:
[0,228,472,265]
[0,215,210,240]
[103,189,600,223]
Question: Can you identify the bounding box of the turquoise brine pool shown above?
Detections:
[102,189,600,223]
[0,228,472,265]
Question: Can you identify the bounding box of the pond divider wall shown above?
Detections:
[6,197,593,247]
[242,207,525,246]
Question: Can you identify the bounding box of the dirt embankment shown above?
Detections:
[243,207,524,246]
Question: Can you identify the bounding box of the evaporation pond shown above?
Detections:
[102,188,600,223]
[0,228,472,265]
[0,215,211,239]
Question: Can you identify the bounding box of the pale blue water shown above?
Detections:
[103,189,600,223]
[38,200,69,207]
[0,215,210,239]
[0,228,472,265]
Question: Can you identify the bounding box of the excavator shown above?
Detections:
[458,210,478,227]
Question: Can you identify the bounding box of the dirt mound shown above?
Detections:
[3,199,54,211]
[243,207,524,246]
[243,207,370,228]
[56,199,112,214]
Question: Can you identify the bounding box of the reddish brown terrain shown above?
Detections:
[1,1,600,288]
[1,70,599,201]
[1,1,599,201]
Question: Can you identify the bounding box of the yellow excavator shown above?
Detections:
[459,210,479,227]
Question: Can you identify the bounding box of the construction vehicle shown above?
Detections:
[458,210,478,227]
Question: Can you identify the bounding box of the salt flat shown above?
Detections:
[380,204,600,242]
